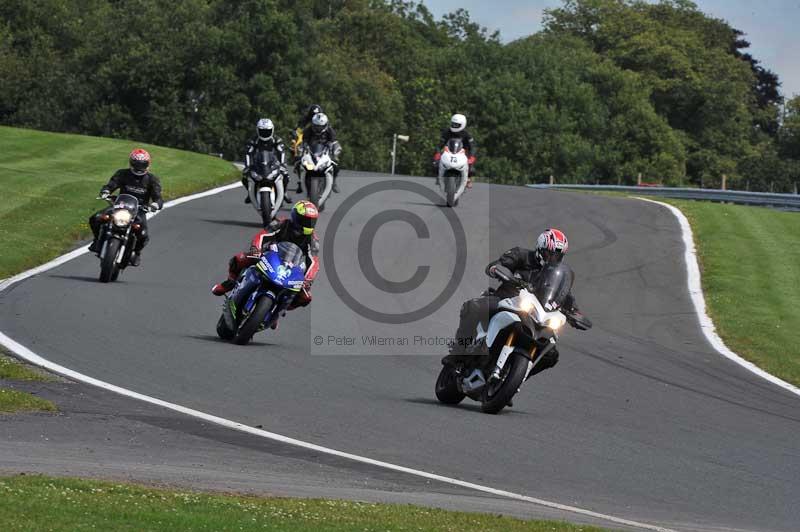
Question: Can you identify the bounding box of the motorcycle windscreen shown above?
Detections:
[446,138,464,153]
[258,241,307,291]
[254,150,278,179]
[532,263,574,310]
[114,194,139,213]
[309,142,328,160]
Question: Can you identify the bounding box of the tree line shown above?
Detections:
[1,0,798,191]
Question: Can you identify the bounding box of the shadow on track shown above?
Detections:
[48,274,110,283]
[403,397,534,416]
[200,218,265,229]
[184,334,278,348]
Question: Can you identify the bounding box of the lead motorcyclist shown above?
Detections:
[87,149,163,266]
[211,200,320,317]
[291,104,324,194]
[243,118,291,203]
[433,113,477,187]
[443,228,591,376]
[299,112,342,194]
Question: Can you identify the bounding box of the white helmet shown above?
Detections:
[450,113,466,133]
[311,112,329,135]
[256,118,274,141]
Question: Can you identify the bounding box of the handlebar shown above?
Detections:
[96,195,158,213]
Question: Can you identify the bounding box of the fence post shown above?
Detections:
[794,182,798,195]
[770,181,774,193]
[549,175,554,185]
[721,174,727,190]
[617,175,621,186]
[637,173,642,186]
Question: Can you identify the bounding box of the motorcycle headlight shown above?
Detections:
[304,161,315,171]
[112,210,132,227]
[546,315,566,330]
[518,295,535,313]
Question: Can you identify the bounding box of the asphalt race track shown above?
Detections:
[1,171,798,532]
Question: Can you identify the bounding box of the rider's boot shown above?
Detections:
[88,240,99,253]
[244,195,251,204]
[211,279,236,296]
[129,251,141,267]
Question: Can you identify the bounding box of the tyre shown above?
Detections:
[306,176,322,210]
[232,297,274,345]
[216,314,235,341]
[99,238,120,283]
[435,365,466,405]
[480,354,528,414]
[445,175,455,207]
[259,190,273,226]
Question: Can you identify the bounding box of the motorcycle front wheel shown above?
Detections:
[233,297,274,345]
[99,238,120,283]
[445,174,456,207]
[480,354,528,414]
[259,189,273,227]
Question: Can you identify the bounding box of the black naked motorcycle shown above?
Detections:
[94,194,153,283]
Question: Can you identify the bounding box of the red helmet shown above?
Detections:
[535,228,568,266]
[129,149,151,176]
[291,200,319,235]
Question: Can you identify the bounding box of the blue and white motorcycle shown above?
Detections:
[216,242,307,345]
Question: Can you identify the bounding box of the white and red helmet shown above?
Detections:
[535,228,569,266]
[129,148,151,176]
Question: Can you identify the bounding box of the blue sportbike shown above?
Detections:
[216,241,307,345]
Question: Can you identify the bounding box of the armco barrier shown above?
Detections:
[526,184,800,210]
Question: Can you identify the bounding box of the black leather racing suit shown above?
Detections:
[89,169,163,252]
[242,136,289,193]
[448,247,587,376]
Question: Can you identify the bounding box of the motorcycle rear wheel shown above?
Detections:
[480,355,528,414]
[99,239,120,283]
[233,297,274,345]
[435,365,465,404]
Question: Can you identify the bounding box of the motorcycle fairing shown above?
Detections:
[257,250,306,292]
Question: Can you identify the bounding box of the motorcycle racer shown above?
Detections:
[433,113,476,187]
[211,200,320,313]
[443,228,591,374]
[299,112,342,193]
[291,104,324,194]
[88,149,163,266]
[243,118,291,203]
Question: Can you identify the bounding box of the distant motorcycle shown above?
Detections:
[216,242,307,345]
[246,149,285,226]
[437,138,469,207]
[299,141,336,211]
[94,194,154,283]
[435,263,590,414]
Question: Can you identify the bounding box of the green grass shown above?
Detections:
[0,389,56,413]
[0,126,239,279]
[0,475,609,532]
[659,199,800,385]
[0,348,54,382]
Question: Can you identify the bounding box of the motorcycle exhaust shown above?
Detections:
[460,368,486,394]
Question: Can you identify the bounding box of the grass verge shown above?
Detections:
[0,389,56,414]
[0,348,57,413]
[0,125,239,279]
[659,199,800,386]
[0,475,609,532]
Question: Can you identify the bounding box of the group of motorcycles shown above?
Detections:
[245,128,337,226]
[90,133,572,414]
